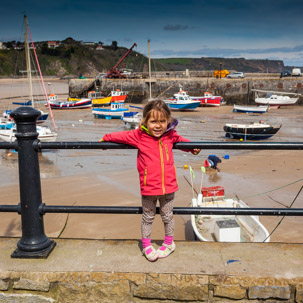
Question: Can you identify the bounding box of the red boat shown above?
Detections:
[110,89,127,103]
[190,92,224,107]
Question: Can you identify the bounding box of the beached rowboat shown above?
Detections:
[191,187,270,242]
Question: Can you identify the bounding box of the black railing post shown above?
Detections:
[10,106,55,258]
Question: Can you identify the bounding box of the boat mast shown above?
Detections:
[24,15,34,107]
[148,40,152,99]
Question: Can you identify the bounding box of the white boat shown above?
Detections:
[164,89,200,111]
[253,90,300,106]
[191,189,270,243]
[0,125,57,143]
[121,111,142,129]
[233,104,269,113]
[92,102,129,119]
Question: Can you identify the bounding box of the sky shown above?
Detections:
[1,0,303,67]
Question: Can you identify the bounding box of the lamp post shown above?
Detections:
[220,62,222,79]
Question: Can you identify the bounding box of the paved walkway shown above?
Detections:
[0,238,302,279]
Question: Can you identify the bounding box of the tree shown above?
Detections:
[111,41,118,50]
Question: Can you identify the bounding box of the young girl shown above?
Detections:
[100,100,200,261]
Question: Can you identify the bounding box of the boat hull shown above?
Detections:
[191,96,222,107]
[49,99,92,109]
[255,97,298,106]
[91,96,112,107]
[233,105,268,113]
[224,123,281,140]
[92,108,128,119]
[164,100,200,111]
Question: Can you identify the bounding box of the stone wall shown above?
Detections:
[0,271,302,302]
[69,76,303,105]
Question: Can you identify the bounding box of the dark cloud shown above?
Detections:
[164,25,189,31]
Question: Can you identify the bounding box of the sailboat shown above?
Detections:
[0,15,57,142]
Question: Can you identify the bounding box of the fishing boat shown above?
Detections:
[224,122,281,140]
[253,90,300,106]
[47,96,92,109]
[69,91,111,107]
[0,125,57,143]
[111,89,127,103]
[191,187,270,242]
[89,91,111,107]
[92,102,129,119]
[233,104,269,113]
[191,92,224,107]
[164,89,200,111]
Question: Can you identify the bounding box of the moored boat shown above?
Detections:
[224,122,281,140]
[121,111,142,129]
[191,92,223,107]
[111,89,127,103]
[0,125,57,143]
[164,89,200,111]
[47,97,92,109]
[253,90,300,107]
[233,104,269,113]
[92,102,129,119]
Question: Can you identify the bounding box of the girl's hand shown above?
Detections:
[192,149,200,155]
[98,138,103,142]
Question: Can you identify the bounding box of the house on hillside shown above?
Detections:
[48,41,60,48]
[0,41,4,49]
[95,45,104,51]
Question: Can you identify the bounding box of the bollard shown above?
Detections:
[10,107,55,258]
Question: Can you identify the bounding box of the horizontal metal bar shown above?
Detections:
[40,205,303,216]
[37,141,303,150]
[0,142,18,150]
[0,205,19,212]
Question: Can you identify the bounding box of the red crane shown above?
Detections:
[106,43,137,79]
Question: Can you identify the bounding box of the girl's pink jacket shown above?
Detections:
[102,126,190,196]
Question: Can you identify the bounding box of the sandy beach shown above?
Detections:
[0,78,302,243]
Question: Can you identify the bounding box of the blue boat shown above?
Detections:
[92,102,128,120]
[164,89,200,111]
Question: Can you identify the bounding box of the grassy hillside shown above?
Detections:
[0,40,286,77]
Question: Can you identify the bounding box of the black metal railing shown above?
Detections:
[1,106,302,259]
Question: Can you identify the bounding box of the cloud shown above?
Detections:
[164,24,191,31]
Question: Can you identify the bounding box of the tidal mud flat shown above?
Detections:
[0,78,302,243]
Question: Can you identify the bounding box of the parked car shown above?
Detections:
[291,68,302,77]
[227,72,245,79]
[280,70,291,78]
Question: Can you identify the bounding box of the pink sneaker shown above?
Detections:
[142,245,158,262]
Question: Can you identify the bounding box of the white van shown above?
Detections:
[291,68,302,76]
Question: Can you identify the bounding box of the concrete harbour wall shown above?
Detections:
[0,238,302,302]
[68,75,303,105]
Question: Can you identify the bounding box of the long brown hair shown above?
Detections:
[141,99,172,126]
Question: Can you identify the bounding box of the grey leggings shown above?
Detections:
[141,193,175,239]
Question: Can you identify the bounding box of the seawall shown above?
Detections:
[0,238,302,302]
[68,75,303,105]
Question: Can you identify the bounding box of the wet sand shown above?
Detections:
[0,78,302,243]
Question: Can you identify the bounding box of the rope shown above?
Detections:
[262,185,303,242]
[242,178,303,199]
